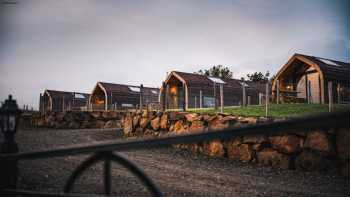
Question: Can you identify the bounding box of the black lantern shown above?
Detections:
[0,95,21,153]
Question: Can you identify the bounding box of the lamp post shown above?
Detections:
[0,95,22,194]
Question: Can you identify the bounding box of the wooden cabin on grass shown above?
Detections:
[160,71,267,110]
[39,90,90,114]
[89,82,160,111]
[272,54,350,104]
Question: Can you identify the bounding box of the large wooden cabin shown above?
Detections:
[89,82,160,111]
[160,71,267,110]
[39,90,90,114]
[272,54,350,104]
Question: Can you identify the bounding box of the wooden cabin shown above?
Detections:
[89,82,160,111]
[160,71,267,110]
[39,90,90,114]
[272,54,350,104]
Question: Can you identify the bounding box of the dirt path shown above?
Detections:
[12,128,350,196]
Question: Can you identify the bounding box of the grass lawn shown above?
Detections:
[187,103,350,118]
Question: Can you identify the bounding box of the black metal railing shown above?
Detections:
[1,109,350,196]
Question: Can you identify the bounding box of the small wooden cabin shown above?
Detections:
[39,90,90,114]
[272,54,350,104]
[160,71,267,110]
[89,82,160,111]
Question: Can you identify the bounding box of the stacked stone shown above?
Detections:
[33,111,123,129]
[123,110,350,177]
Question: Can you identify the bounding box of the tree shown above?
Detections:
[196,65,233,79]
[246,71,270,82]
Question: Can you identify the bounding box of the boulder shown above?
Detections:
[221,115,237,127]
[243,135,268,144]
[204,140,225,157]
[185,113,200,122]
[304,130,331,154]
[104,120,121,129]
[150,117,160,130]
[139,117,151,129]
[270,135,303,154]
[123,115,133,136]
[295,149,330,171]
[227,143,253,162]
[209,116,229,131]
[133,115,140,128]
[81,121,91,129]
[93,120,106,129]
[160,113,168,130]
[90,111,102,119]
[172,120,188,134]
[257,148,290,169]
[188,120,206,133]
[336,128,350,160]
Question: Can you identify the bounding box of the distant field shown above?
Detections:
[187,103,350,118]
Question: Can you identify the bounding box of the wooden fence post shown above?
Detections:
[276,80,280,104]
[337,83,341,104]
[265,83,269,117]
[194,96,197,109]
[140,84,143,110]
[199,90,203,108]
[213,82,217,110]
[220,83,224,113]
[328,81,333,112]
[247,96,251,106]
[259,93,262,105]
[242,82,246,106]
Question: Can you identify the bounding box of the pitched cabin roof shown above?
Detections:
[284,54,350,83]
[166,71,267,92]
[44,90,90,99]
[96,82,159,95]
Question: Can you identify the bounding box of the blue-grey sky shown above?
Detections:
[1,0,349,109]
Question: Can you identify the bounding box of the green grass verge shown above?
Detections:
[186,104,350,118]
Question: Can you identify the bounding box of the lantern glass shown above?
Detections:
[9,115,16,131]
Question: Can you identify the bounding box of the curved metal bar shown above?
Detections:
[109,152,163,197]
[64,151,163,197]
[64,153,103,193]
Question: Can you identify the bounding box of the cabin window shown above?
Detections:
[203,96,215,108]
[121,103,133,107]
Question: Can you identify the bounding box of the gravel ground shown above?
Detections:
[7,128,350,196]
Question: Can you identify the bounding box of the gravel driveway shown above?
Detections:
[10,128,350,196]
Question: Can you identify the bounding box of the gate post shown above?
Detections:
[0,95,21,196]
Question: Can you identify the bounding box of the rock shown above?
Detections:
[209,117,229,131]
[304,131,331,154]
[123,115,133,136]
[90,111,101,119]
[257,148,290,169]
[93,120,106,129]
[55,112,65,122]
[188,120,206,133]
[336,128,350,160]
[270,135,303,154]
[295,149,330,171]
[150,117,160,130]
[221,115,237,127]
[227,143,253,162]
[132,115,140,128]
[204,140,225,157]
[243,135,268,144]
[160,113,168,130]
[68,121,80,129]
[81,121,91,129]
[172,120,188,134]
[139,117,151,129]
[104,120,120,129]
[185,113,200,122]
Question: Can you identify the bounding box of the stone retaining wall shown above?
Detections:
[122,110,350,177]
[31,111,124,129]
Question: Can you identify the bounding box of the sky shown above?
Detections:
[0,0,350,109]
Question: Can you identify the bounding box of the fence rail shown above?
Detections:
[1,109,350,196]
